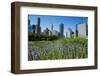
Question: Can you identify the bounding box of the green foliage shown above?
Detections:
[28,32,59,41]
[28,37,88,60]
[59,37,87,45]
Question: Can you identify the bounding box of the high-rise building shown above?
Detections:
[59,23,64,37]
[32,24,36,33]
[51,24,53,31]
[43,28,49,36]
[50,24,54,36]
[86,23,88,36]
[76,24,78,37]
[37,17,40,26]
[28,19,32,32]
[49,30,52,36]
[77,23,88,38]
[66,28,73,38]
[52,30,59,36]
[66,32,68,38]
[28,19,30,26]
[35,17,41,34]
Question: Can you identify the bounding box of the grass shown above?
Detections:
[28,37,88,61]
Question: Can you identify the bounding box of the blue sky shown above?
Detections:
[28,15,88,36]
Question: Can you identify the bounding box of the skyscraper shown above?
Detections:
[28,19,30,26]
[52,30,59,36]
[86,23,88,36]
[59,23,64,37]
[67,28,73,38]
[77,23,87,38]
[43,28,49,36]
[28,19,32,32]
[37,17,40,26]
[76,24,78,37]
[35,17,41,34]
[50,24,53,36]
[51,24,53,31]
[32,24,36,33]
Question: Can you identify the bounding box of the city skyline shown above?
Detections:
[28,15,88,36]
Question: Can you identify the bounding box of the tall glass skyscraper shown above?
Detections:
[35,17,41,34]
[28,19,32,32]
[76,24,78,37]
[59,23,64,37]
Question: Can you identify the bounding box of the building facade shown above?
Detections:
[32,24,36,33]
[59,23,64,37]
[66,28,73,38]
[43,28,49,36]
[77,23,88,38]
[28,19,33,32]
[52,30,59,36]
[35,17,41,34]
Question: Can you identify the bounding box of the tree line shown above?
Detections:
[28,33,59,41]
